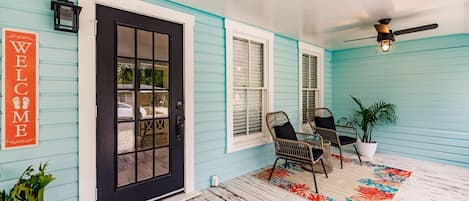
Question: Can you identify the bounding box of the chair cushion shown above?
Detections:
[339,135,356,145]
[312,148,324,161]
[273,122,297,141]
[314,116,336,130]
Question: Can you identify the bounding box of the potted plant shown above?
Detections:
[339,96,397,157]
[0,163,54,201]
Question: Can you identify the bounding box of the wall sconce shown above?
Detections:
[51,0,82,33]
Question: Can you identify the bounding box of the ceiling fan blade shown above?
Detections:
[344,36,376,42]
[374,24,390,33]
[394,24,438,36]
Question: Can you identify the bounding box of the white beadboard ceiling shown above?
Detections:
[173,0,469,50]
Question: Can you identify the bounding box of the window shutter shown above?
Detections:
[302,53,318,124]
[302,54,309,89]
[232,37,265,136]
[233,37,249,87]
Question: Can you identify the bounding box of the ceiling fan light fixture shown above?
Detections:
[378,39,392,53]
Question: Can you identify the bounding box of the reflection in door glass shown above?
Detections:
[137,150,153,181]
[117,58,134,89]
[137,30,153,60]
[117,26,135,58]
[155,147,169,176]
[117,153,135,187]
[138,120,153,150]
[117,91,134,121]
[118,122,135,154]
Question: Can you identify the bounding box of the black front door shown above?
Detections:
[96,5,184,200]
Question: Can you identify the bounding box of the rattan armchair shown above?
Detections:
[266,111,328,193]
[309,108,362,169]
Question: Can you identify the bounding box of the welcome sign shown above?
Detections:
[2,28,38,150]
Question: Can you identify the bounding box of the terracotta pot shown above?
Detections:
[357,141,378,157]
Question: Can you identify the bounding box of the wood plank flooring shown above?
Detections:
[190,149,469,201]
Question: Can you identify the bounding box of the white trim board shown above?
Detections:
[78,0,195,200]
[298,41,324,131]
[224,19,274,153]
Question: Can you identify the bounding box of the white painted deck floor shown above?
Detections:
[190,150,469,201]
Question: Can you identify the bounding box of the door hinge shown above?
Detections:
[94,20,98,36]
[95,187,98,201]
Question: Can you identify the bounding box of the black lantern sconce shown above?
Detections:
[51,0,82,33]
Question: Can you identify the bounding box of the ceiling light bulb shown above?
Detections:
[379,39,392,53]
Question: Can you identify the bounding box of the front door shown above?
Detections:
[96,5,184,200]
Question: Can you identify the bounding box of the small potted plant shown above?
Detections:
[339,96,397,157]
[0,163,54,201]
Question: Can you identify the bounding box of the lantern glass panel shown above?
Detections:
[59,5,74,28]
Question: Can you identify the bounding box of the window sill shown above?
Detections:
[227,136,271,153]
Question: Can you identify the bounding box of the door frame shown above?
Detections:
[78,0,195,200]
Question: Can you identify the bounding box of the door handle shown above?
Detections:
[176,115,184,142]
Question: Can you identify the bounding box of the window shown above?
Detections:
[299,42,324,131]
[225,19,274,153]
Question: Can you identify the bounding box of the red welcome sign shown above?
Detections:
[2,28,38,150]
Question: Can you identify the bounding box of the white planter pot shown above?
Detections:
[357,142,378,157]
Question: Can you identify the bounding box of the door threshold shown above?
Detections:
[161,191,201,201]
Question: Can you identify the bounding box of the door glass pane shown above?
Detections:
[138,91,153,120]
[154,119,168,147]
[137,120,153,150]
[118,122,135,154]
[138,60,153,89]
[137,150,153,181]
[137,30,153,60]
[154,33,169,61]
[117,58,134,89]
[117,153,135,187]
[154,91,168,117]
[154,62,169,88]
[117,91,134,121]
[117,26,135,58]
[155,147,169,176]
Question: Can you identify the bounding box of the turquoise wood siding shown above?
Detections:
[332,34,469,168]
[0,0,78,200]
[274,35,299,129]
[324,50,333,108]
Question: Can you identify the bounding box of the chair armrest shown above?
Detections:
[274,138,318,162]
[311,126,340,145]
[335,125,359,141]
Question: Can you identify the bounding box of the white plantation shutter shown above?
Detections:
[302,53,318,124]
[233,37,265,137]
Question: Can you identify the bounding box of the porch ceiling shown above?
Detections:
[172,0,469,50]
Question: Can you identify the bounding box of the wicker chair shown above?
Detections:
[266,111,328,193]
[308,108,362,169]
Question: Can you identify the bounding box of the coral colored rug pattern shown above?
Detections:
[254,154,412,201]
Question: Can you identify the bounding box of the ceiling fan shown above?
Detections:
[344,18,438,52]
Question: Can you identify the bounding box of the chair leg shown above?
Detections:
[320,159,328,178]
[353,144,362,165]
[311,163,319,193]
[339,147,343,169]
[268,158,281,181]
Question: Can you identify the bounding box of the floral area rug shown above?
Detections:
[253,154,412,201]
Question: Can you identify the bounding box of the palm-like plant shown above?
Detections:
[339,96,397,143]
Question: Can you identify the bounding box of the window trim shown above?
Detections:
[225,19,274,153]
[298,42,324,132]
